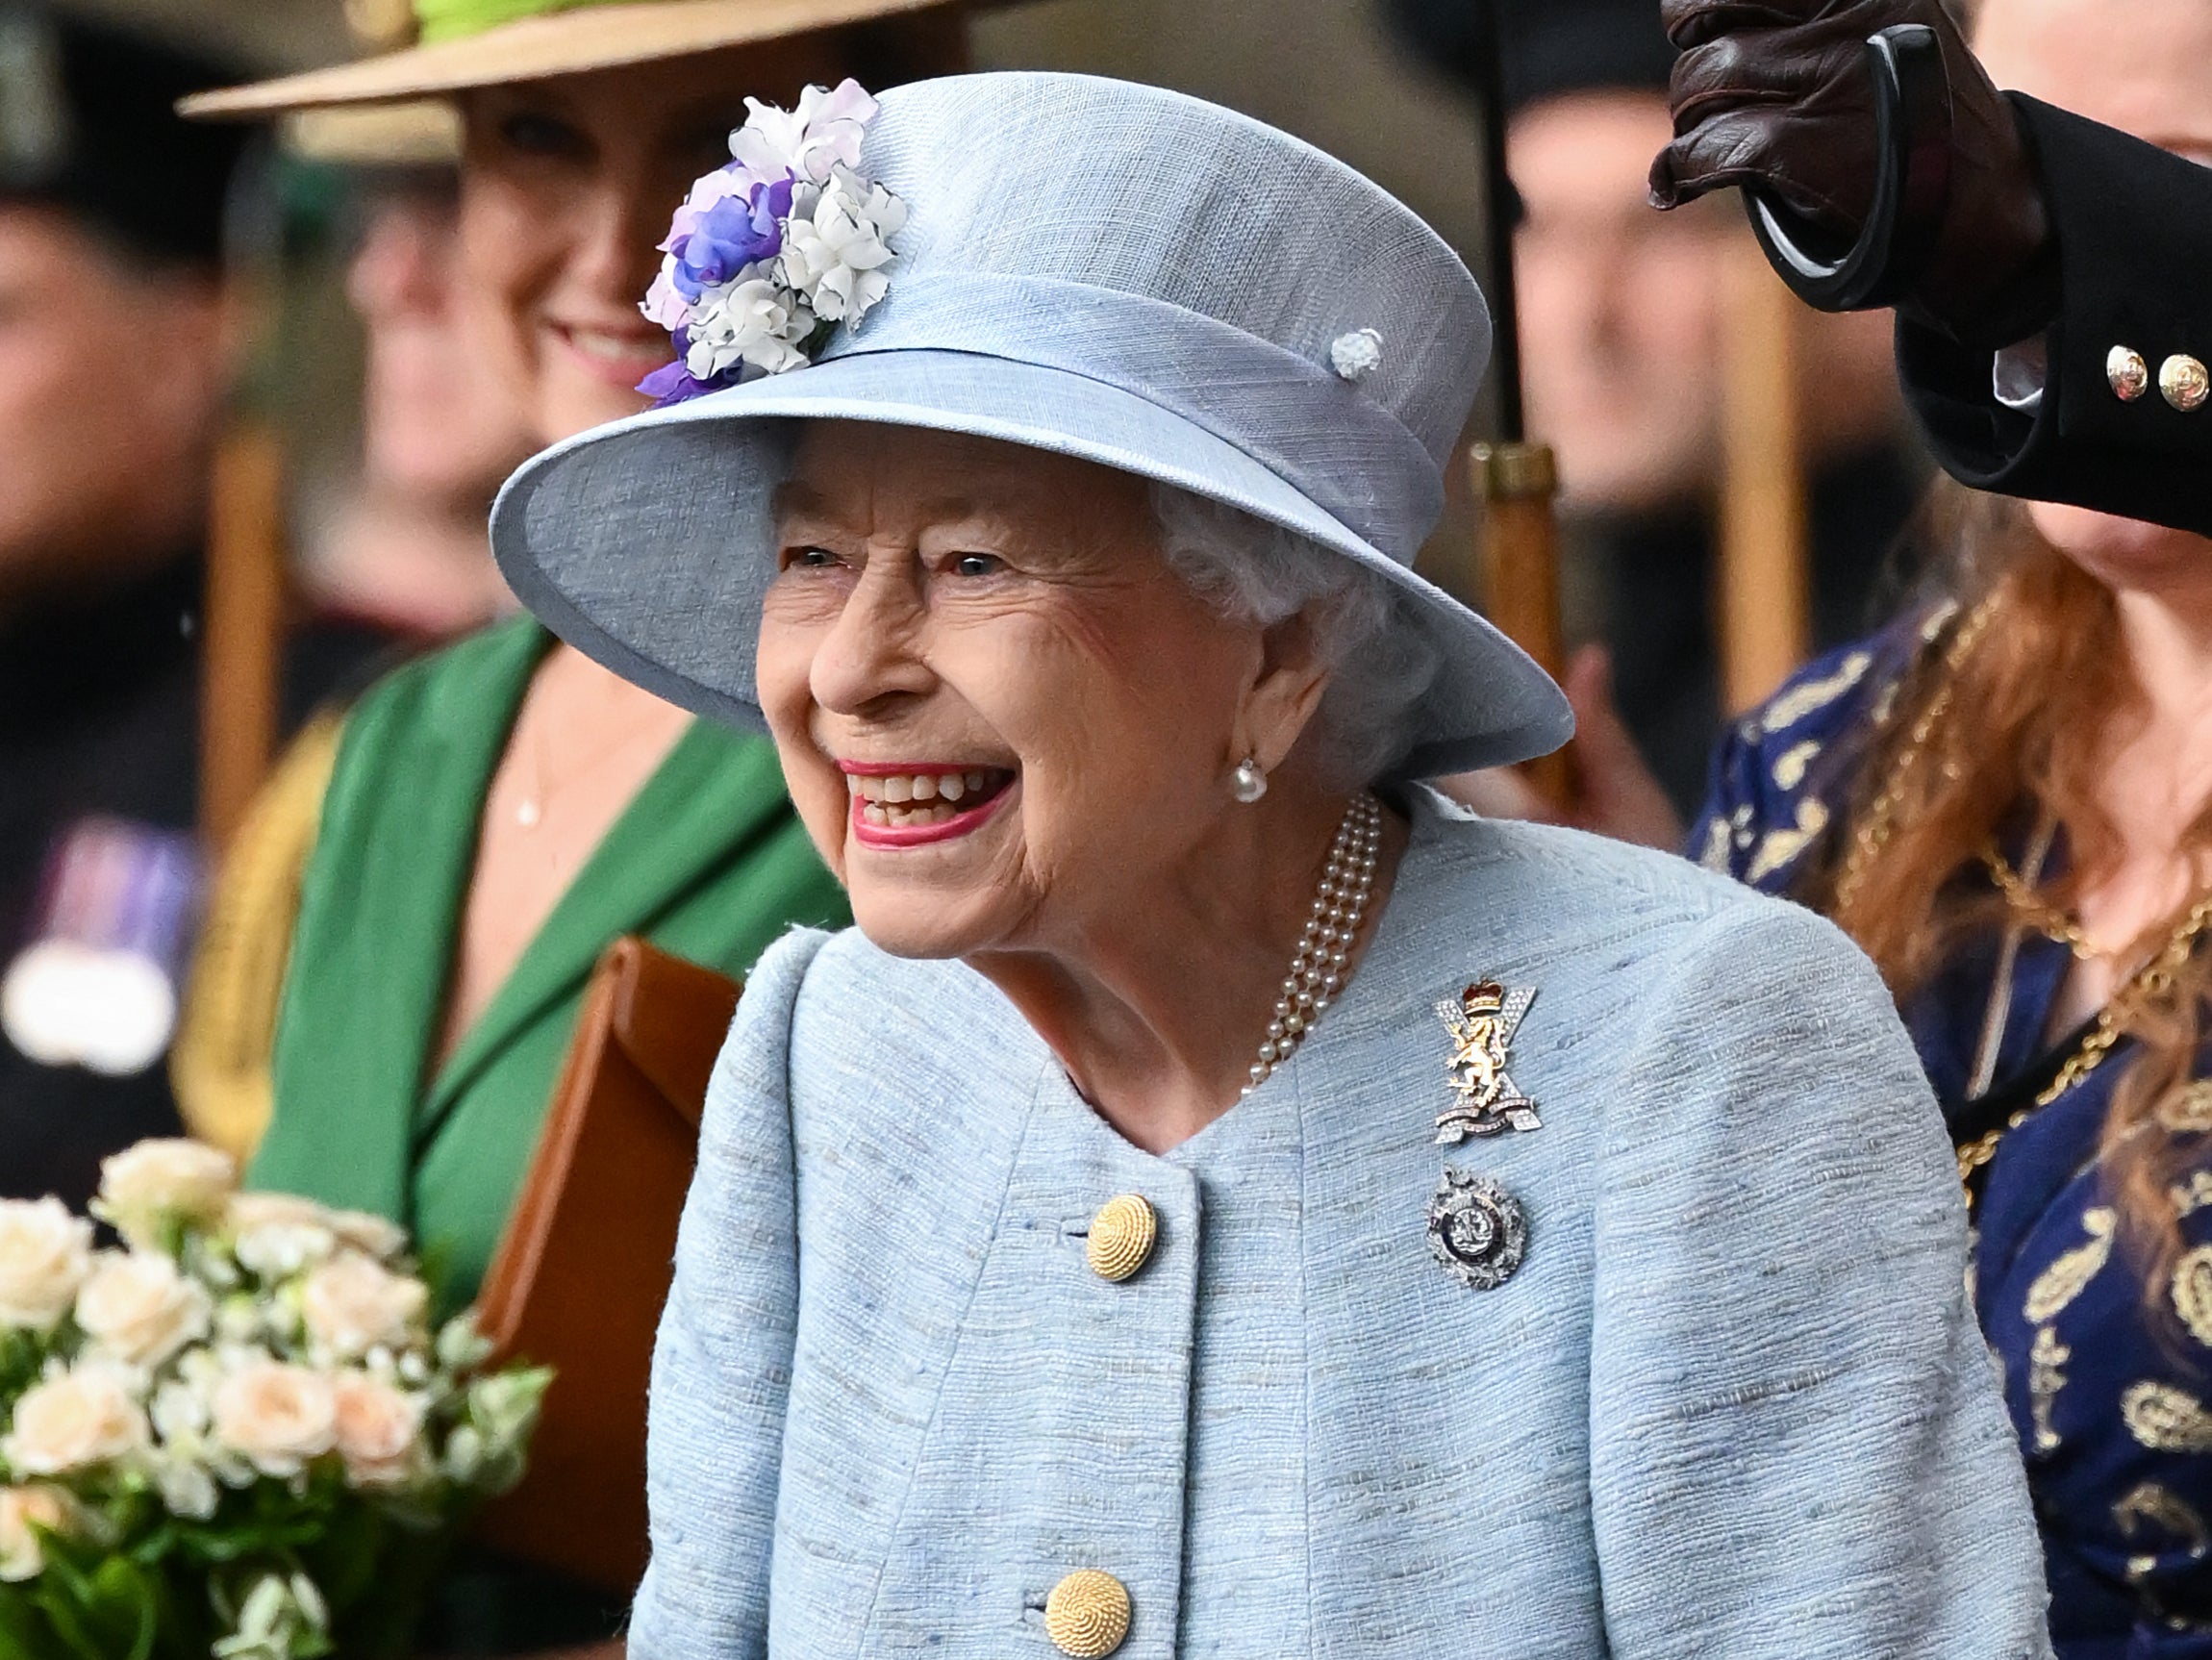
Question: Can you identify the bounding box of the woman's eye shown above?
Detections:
[787,546,842,570]
[952,554,1004,578]
[497,111,591,162]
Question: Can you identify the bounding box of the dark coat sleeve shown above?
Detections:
[1897,97,2212,538]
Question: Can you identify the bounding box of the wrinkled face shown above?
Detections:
[0,206,227,601]
[1512,90,1733,513]
[457,40,855,446]
[758,423,1272,960]
[1973,0,2212,588]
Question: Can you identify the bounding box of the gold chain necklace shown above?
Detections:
[1981,843,2093,958]
[1822,597,2212,1191]
[1954,891,2212,1185]
[1832,598,1998,915]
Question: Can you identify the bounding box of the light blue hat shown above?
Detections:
[489,70,1572,778]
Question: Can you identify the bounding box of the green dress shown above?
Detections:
[249,616,847,1306]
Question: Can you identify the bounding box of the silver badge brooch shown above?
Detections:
[1434,980,1541,1144]
[1426,1168,1528,1292]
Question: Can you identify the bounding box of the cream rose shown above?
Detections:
[211,1360,337,1477]
[0,1484,79,1581]
[94,1139,236,1245]
[0,1197,92,1330]
[331,1373,424,1490]
[327,1210,408,1263]
[2,1367,149,1475]
[74,1251,212,1368]
[300,1255,426,1361]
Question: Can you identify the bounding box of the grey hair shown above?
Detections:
[1150,483,1438,787]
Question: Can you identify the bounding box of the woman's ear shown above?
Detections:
[1237,609,1333,774]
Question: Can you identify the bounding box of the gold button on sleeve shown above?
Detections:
[2108,345,2149,402]
[1085,1194,1158,1282]
[1044,1570,1131,1658]
[2161,354,2210,413]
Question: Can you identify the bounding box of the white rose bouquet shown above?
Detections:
[0,1141,549,1660]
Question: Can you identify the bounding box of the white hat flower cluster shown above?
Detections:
[0,1140,548,1658]
[640,79,906,402]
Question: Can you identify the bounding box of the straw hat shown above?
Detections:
[490,73,1573,778]
[180,0,964,118]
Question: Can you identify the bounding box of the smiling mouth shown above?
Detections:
[550,323,671,381]
[845,767,1016,832]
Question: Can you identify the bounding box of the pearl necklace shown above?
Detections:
[1246,792,1384,1095]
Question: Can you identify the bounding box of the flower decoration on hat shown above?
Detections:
[639,79,907,406]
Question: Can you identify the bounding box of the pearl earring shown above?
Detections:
[1232,756,1269,804]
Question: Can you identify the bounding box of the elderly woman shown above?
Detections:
[492,71,2051,1656]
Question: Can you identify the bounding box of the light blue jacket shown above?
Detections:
[632,793,2052,1658]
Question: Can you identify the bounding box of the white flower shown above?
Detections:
[729,78,877,186]
[0,1484,83,1581]
[147,1377,220,1518]
[435,1313,492,1374]
[213,1571,329,1660]
[75,1250,212,1368]
[1330,327,1385,383]
[210,1360,336,1478]
[330,1373,425,1491]
[2,1366,149,1475]
[300,1255,426,1362]
[227,1194,339,1282]
[779,169,905,325]
[0,1197,92,1331]
[686,276,816,379]
[94,1139,236,1245]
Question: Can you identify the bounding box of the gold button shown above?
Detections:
[2108,345,2149,402]
[1044,1570,1131,1658]
[2161,354,2210,413]
[1085,1195,1157,1282]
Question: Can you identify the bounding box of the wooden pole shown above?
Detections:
[1716,239,1812,714]
[201,423,287,853]
[1471,440,1572,805]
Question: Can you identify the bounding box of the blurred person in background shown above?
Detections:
[1672,0,2212,1647]
[1387,0,1923,812]
[0,2,383,1209]
[177,3,964,1650]
[302,163,533,640]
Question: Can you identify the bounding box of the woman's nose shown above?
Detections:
[562,174,666,309]
[809,556,935,716]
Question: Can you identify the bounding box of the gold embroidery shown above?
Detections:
[2176,1172,2212,1219]
[2115,1482,2212,1559]
[2161,1082,2212,1134]
[2024,1208,2116,1323]
[2124,1381,2212,1452]
[2130,1555,2159,1583]
[1760,651,1873,732]
[2174,1246,2212,1348]
[1772,741,1822,792]
[2030,1325,2071,1451]
[1746,798,1832,885]
[1697,815,1733,874]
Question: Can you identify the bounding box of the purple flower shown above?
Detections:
[668,177,794,303]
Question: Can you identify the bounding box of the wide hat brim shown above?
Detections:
[178,0,961,116]
[490,352,1574,781]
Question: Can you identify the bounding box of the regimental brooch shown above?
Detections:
[1434,980,1541,1144]
[1426,1169,1528,1292]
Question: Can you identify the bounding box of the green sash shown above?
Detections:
[251,616,846,1305]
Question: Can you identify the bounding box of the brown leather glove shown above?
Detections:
[1648,0,2057,344]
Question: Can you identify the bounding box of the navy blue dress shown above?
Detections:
[1694,615,2212,1658]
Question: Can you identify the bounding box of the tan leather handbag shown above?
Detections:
[471,938,742,1593]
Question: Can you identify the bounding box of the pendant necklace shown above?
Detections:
[1244,792,1384,1095]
